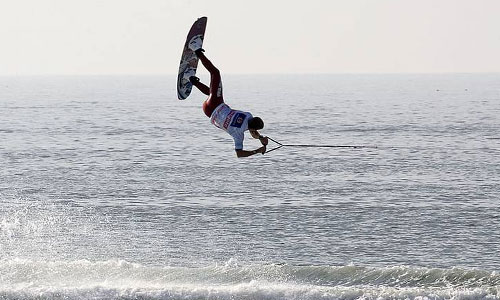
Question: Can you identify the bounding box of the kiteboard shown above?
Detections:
[177,17,207,100]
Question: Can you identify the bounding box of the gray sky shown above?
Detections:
[1,0,499,75]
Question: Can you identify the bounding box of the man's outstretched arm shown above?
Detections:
[249,130,269,146]
[236,146,266,158]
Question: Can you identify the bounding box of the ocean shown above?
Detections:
[0,73,499,299]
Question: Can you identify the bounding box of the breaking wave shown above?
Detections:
[1,258,499,300]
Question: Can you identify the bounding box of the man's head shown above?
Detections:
[248,117,264,130]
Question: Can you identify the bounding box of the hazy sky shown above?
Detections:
[1,0,500,75]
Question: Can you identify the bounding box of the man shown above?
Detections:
[187,39,268,158]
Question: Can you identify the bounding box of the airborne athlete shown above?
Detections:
[187,38,268,158]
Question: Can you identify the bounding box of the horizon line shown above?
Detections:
[1,71,500,77]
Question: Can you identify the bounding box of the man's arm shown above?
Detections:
[235,145,266,158]
[249,129,269,146]
[249,129,261,139]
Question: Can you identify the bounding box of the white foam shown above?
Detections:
[1,259,499,300]
[1,281,499,300]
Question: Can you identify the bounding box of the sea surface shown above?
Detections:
[0,73,499,299]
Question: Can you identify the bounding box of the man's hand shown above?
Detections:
[258,145,266,154]
[259,136,268,146]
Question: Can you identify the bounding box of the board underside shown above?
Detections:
[177,17,207,100]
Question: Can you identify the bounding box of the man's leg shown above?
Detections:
[196,50,223,98]
[190,77,210,95]
[194,50,224,117]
